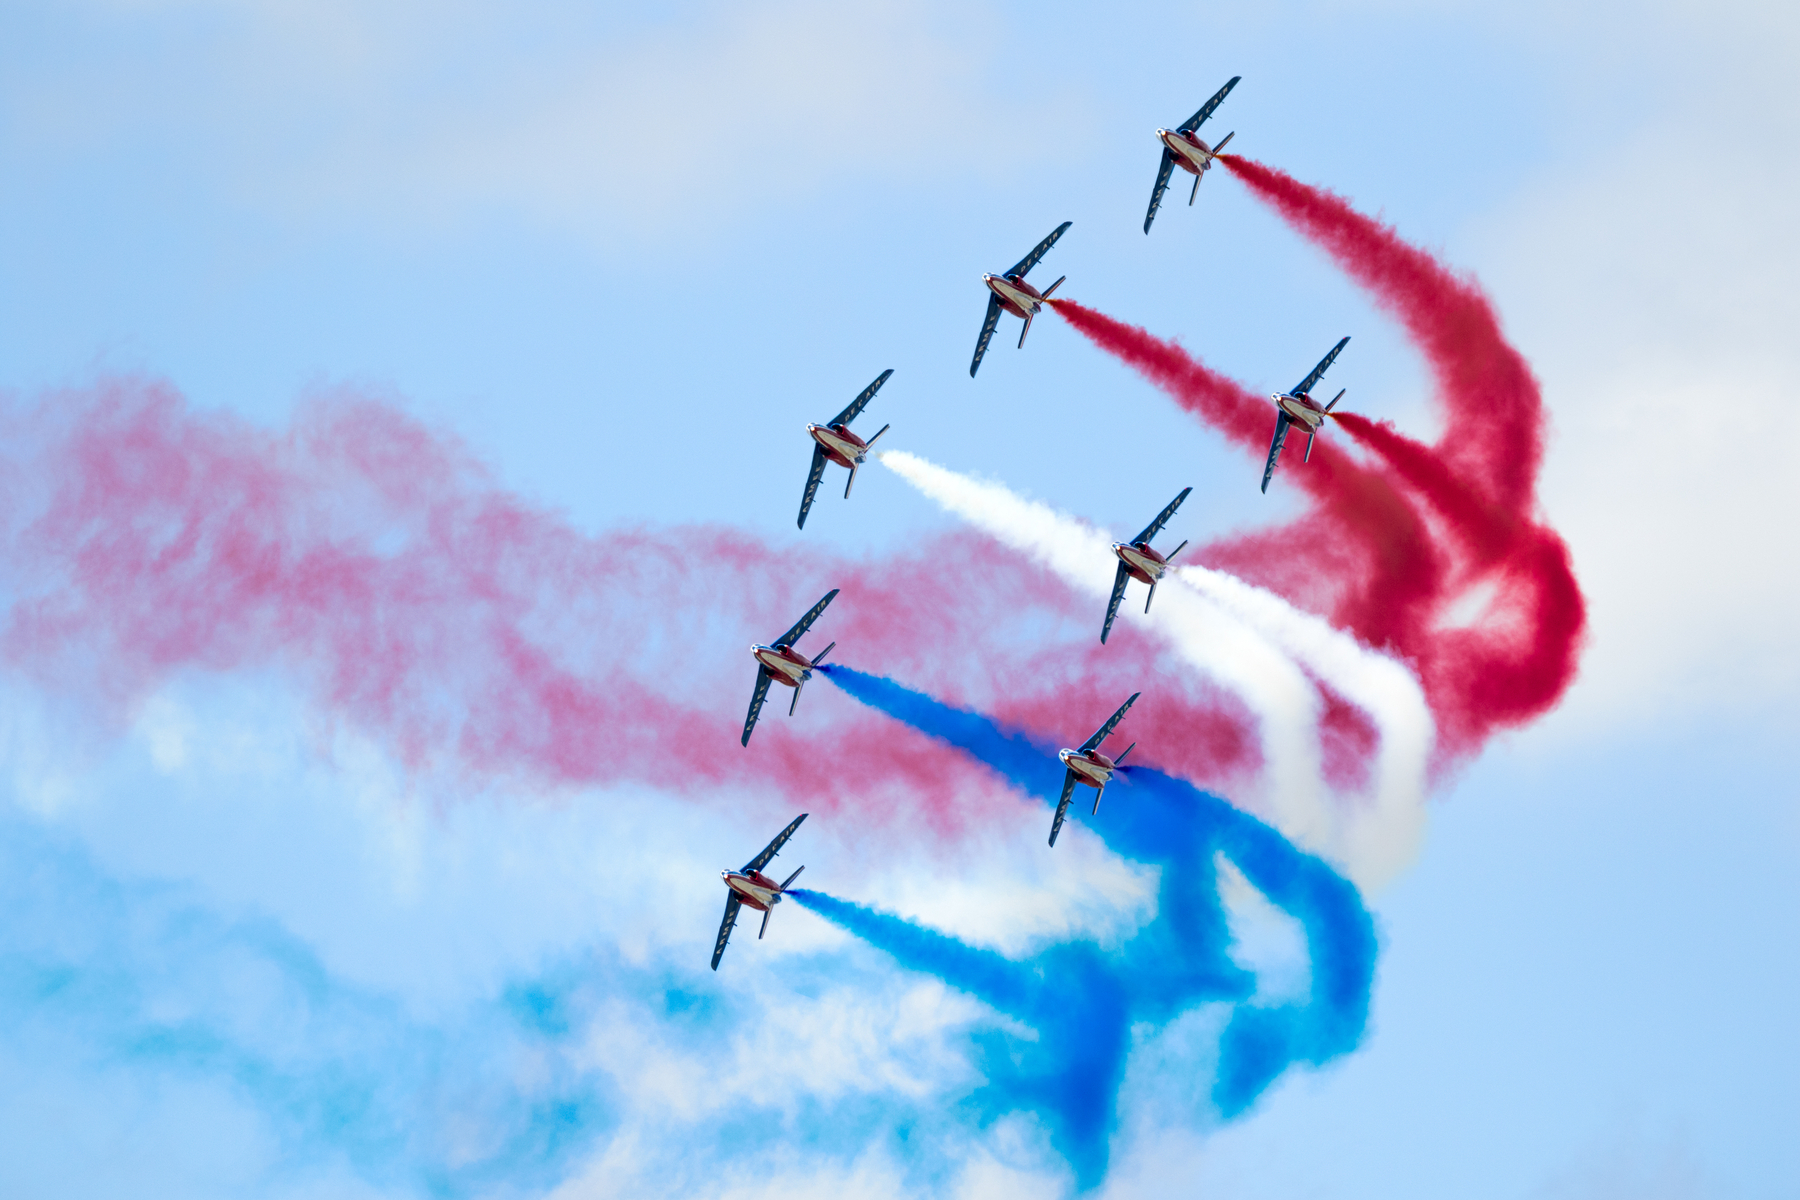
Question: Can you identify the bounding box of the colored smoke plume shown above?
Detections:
[880,448,1433,885]
[803,665,1375,1189]
[0,377,1271,824]
[1048,160,1586,756]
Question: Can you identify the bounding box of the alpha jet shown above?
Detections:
[1261,336,1350,494]
[1049,693,1141,847]
[1101,487,1192,644]
[711,812,808,970]
[742,589,838,747]
[798,369,894,529]
[970,221,1072,377]
[1144,75,1240,234]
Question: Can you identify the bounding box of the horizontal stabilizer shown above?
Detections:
[1325,388,1346,412]
[780,865,804,890]
[863,423,890,451]
[1213,130,1234,156]
[1166,539,1188,562]
[810,641,835,668]
[1115,741,1135,766]
[1042,275,1066,299]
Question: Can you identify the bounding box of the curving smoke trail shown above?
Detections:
[879,448,1435,885]
[802,664,1376,1190]
[0,377,1271,824]
[1047,159,1586,759]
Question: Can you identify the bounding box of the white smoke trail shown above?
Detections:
[1172,564,1433,888]
[878,450,1333,857]
[879,450,1436,889]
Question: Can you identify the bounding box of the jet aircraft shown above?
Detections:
[1101,487,1192,644]
[1049,693,1141,846]
[711,812,807,970]
[798,369,894,529]
[742,589,838,747]
[1261,337,1350,494]
[1144,76,1241,234]
[970,221,1072,377]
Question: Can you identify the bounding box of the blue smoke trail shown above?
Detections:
[808,664,1377,1189]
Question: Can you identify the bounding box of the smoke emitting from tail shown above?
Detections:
[1047,157,1585,760]
[802,666,1376,1189]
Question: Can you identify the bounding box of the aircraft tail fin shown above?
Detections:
[759,906,772,939]
[1325,388,1346,412]
[1189,171,1202,205]
[1145,581,1157,614]
[810,641,835,668]
[788,680,803,716]
[1304,429,1316,463]
[844,463,857,499]
[1018,311,1034,348]
[1041,275,1066,300]
[779,865,804,891]
[1092,783,1106,815]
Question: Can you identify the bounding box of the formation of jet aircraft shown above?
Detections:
[712,813,808,970]
[970,221,1072,377]
[714,73,1375,963]
[1261,336,1351,494]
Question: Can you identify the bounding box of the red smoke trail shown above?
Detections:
[0,378,1262,828]
[1048,299,1446,656]
[1219,154,1544,515]
[1049,160,1586,758]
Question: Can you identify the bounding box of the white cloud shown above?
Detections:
[1460,0,1800,731]
[2,0,1046,244]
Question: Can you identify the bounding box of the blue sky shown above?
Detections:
[1,1,1796,1197]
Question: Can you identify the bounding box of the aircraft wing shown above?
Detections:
[829,368,894,427]
[1081,691,1141,753]
[797,445,828,530]
[742,812,809,874]
[1144,148,1177,234]
[775,588,839,649]
[1178,75,1242,134]
[1292,335,1351,397]
[1048,769,1079,847]
[1131,485,1193,545]
[1261,412,1291,494]
[970,294,1002,377]
[1006,220,1073,279]
[710,893,742,970]
[741,668,774,747]
[1099,560,1131,644]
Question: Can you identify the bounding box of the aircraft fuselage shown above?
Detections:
[751,643,814,688]
[1113,539,1170,587]
[722,868,785,913]
[1275,391,1329,430]
[983,272,1049,321]
[1158,128,1224,175]
[1059,747,1119,789]
[807,422,869,470]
